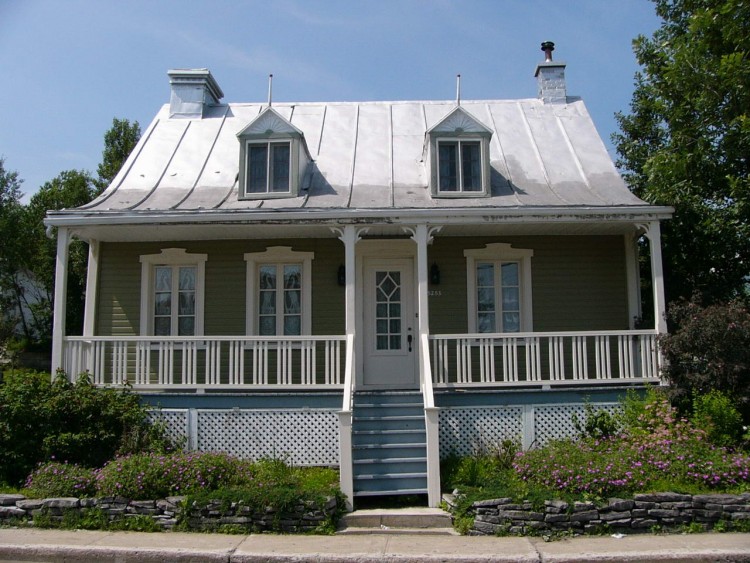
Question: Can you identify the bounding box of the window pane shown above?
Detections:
[390,319,401,334]
[389,303,400,318]
[271,143,290,192]
[284,265,301,289]
[155,267,171,291]
[461,142,482,191]
[476,263,494,287]
[179,267,195,290]
[376,319,388,334]
[247,145,268,193]
[478,312,495,333]
[179,291,195,315]
[377,335,388,350]
[438,142,458,191]
[376,303,388,317]
[155,292,171,315]
[502,287,519,311]
[501,262,519,286]
[259,265,276,289]
[477,288,495,312]
[154,317,171,336]
[503,312,520,332]
[178,316,195,336]
[284,315,301,335]
[284,290,301,315]
[259,316,276,335]
[259,290,276,315]
[390,335,401,349]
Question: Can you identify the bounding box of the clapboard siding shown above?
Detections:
[428,235,629,334]
[97,239,345,337]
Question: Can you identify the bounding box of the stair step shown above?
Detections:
[355,472,427,481]
[337,527,458,536]
[353,456,427,464]
[339,508,453,530]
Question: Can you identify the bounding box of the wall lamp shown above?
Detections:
[337,264,346,286]
[430,262,440,285]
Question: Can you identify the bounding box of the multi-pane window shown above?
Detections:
[438,140,482,192]
[153,265,197,336]
[246,141,291,194]
[258,263,302,335]
[375,271,402,350]
[475,261,521,333]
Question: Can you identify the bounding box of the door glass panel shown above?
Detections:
[375,270,402,350]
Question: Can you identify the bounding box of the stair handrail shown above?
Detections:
[342,333,355,412]
[420,333,435,409]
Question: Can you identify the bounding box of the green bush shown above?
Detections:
[660,298,750,421]
[94,451,253,499]
[25,462,96,497]
[0,370,176,486]
[691,390,745,448]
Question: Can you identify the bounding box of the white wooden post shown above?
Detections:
[337,411,354,511]
[624,234,641,329]
[646,222,667,334]
[50,227,70,377]
[83,239,99,337]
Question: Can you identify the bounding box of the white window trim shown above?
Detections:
[436,137,485,194]
[243,139,293,196]
[139,248,207,336]
[464,243,533,333]
[244,246,314,336]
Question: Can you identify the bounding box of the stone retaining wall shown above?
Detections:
[0,494,340,533]
[468,493,750,536]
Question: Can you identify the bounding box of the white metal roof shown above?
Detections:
[47,96,672,238]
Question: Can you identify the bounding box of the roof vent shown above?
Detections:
[167,69,224,119]
[534,41,567,104]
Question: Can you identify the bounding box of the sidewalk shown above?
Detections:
[0,528,749,562]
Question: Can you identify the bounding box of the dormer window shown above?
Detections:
[246,141,291,194]
[237,107,311,200]
[437,139,483,192]
[427,106,492,197]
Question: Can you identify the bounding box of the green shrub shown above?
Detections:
[25,462,96,497]
[572,402,620,440]
[0,370,177,486]
[94,451,253,499]
[660,298,750,421]
[692,390,745,448]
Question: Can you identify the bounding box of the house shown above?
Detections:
[45,43,672,508]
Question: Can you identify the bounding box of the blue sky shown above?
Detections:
[0,0,660,200]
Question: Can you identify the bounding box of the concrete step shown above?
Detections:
[337,507,455,535]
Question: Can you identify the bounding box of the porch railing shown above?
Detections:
[429,330,661,387]
[62,335,347,390]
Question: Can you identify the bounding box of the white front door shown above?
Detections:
[362,258,417,388]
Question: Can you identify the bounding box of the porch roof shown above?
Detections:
[45,97,671,236]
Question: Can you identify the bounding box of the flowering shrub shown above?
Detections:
[25,462,96,497]
[95,452,253,499]
[513,390,750,498]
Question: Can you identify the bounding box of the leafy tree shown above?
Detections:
[613,0,750,304]
[95,118,141,194]
[23,170,95,341]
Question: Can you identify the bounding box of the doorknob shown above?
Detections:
[407,330,413,352]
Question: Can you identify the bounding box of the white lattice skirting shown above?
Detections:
[439,402,619,457]
[150,409,340,466]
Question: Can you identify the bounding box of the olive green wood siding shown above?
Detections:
[97,239,344,336]
[428,236,629,334]
[96,236,627,337]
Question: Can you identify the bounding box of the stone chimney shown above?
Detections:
[167,69,224,118]
[534,41,567,103]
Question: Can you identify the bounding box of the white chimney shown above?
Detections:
[534,41,567,104]
[167,69,224,119]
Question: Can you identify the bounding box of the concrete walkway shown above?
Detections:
[0,528,748,562]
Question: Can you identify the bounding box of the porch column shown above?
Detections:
[83,239,100,336]
[50,227,70,376]
[645,221,667,334]
[624,234,641,329]
[406,223,442,507]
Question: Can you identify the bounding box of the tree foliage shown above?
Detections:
[95,118,141,194]
[614,0,750,303]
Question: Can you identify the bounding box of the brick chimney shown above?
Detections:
[167,69,224,118]
[534,41,567,103]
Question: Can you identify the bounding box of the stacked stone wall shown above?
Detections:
[0,494,340,533]
[468,493,750,536]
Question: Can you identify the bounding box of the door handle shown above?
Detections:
[407,332,413,352]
